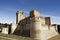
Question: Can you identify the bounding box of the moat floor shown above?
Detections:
[0,33,60,40]
[0,33,33,40]
[48,34,60,40]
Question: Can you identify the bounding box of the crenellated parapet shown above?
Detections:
[16,11,25,24]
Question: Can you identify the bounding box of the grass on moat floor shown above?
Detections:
[0,33,33,40]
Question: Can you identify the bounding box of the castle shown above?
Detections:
[1,10,60,40]
[12,10,59,40]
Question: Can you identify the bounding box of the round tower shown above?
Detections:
[30,10,47,40]
[30,10,41,40]
[30,17,41,40]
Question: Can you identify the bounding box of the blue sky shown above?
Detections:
[0,0,60,24]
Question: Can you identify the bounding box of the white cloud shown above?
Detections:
[24,11,29,17]
[42,14,60,24]
[0,9,60,24]
[0,8,16,24]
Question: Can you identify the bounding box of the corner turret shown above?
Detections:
[16,11,25,24]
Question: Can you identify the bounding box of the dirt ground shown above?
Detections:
[48,35,60,40]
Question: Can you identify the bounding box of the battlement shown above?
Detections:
[16,11,24,14]
[16,11,25,24]
[45,17,51,25]
[30,10,40,17]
